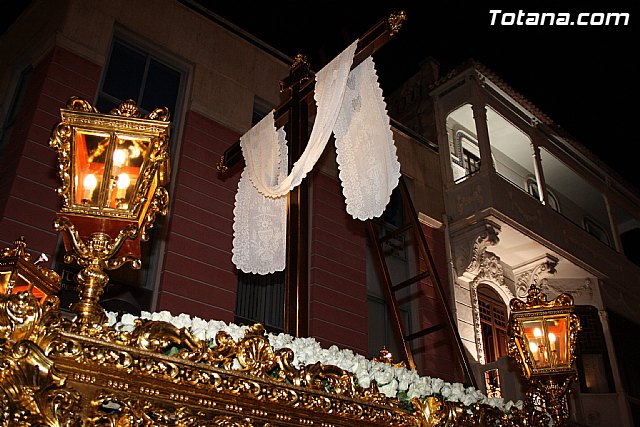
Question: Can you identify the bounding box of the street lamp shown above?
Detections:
[507,283,581,426]
[49,97,170,325]
[0,237,60,303]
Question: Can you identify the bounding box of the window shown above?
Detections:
[584,217,611,246]
[446,105,479,183]
[575,306,614,393]
[0,66,32,156]
[484,368,502,398]
[450,128,481,183]
[377,184,408,260]
[367,295,411,360]
[53,35,187,315]
[96,40,183,117]
[463,148,481,177]
[477,286,508,363]
[526,177,560,212]
[235,271,284,333]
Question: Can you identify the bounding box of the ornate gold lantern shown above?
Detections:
[0,237,60,303]
[49,97,170,325]
[507,283,581,426]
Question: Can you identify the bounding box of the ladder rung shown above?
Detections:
[366,175,478,388]
[404,323,445,342]
[391,271,430,292]
[378,223,412,244]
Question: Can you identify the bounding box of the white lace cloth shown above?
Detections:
[232,119,288,274]
[233,40,400,274]
[334,56,400,220]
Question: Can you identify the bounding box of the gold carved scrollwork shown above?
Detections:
[0,283,443,426]
[49,121,73,208]
[387,11,407,36]
[88,392,262,426]
[0,292,82,426]
[53,218,140,271]
[140,187,170,242]
[412,396,526,426]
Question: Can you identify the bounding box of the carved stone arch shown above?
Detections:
[468,251,513,365]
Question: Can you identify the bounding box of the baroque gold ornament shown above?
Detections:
[49,97,170,325]
[507,283,581,426]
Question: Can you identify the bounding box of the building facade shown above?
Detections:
[389,58,640,426]
[1,1,638,426]
[0,0,452,372]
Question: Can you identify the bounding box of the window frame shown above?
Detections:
[477,286,509,364]
[452,130,481,183]
[0,65,32,155]
[526,177,560,213]
[583,216,611,246]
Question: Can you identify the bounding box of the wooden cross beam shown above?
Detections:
[218,11,406,337]
[217,11,406,172]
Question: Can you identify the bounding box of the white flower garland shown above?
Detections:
[107,310,522,412]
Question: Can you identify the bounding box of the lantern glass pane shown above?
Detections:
[522,319,550,369]
[74,130,110,207]
[545,316,569,367]
[107,135,150,210]
[0,271,11,292]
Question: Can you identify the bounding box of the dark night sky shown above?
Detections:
[202,1,638,191]
[2,1,638,189]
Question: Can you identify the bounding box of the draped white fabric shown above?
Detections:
[334,56,400,220]
[233,39,400,274]
[242,40,358,197]
[232,121,288,274]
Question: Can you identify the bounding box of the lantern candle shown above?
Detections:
[116,173,130,200]
[113,148,126,170]
[83,173,97,203]
[533,327,545,364]
[548,332,556,351]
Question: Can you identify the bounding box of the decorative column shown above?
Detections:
[531,143,549,205]
[597,309,634,427]
[470,80,495,175]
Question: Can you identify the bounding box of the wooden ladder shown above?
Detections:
[367,176,477,387]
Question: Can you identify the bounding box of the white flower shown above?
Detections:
[206,320,227,341]
[120,313,137,325]
[379,379,398,397]
[172,313,192,329]
[461,391,479,406]
[431,377,445,394]
[151,310,173,322]
[440,383,452,399]
[449,382,466,402]
[487,397,506,411]
[116,313,138,332]
[104,309,521,416]
[190,316,208,340]
[106,311,118,327]
[372,366,394,386]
